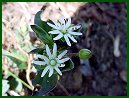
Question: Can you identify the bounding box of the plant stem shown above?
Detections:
[68,53,79,57]
[2,66,33,91]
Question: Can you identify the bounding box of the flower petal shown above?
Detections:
[58,50,68,59]
[41,66,50,77]
[52,20,62,28]
[49,67,54,77]
[54,66,62,75]
[58,57,70,63]
[65,18,71,28]
[69,31,82,35]
[46,45,51,58]
[68,25,81,31]
[64,35,71,46]
[53,33,63,40]
[67,34,77,43]
[47,22,61,30]
[36,54,49,63]
[53,43,57,57]
[51,20,58,26]
[32,60,46,65]
[48,30,61,34]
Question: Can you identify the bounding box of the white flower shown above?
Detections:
[47,16,82,46]
[32,43,70,77]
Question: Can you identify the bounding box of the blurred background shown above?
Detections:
[2,2,127,96]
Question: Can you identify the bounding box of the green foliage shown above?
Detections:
[30,10,84,96]
[31,25,53,48]
[31,59,74,96]
[34,11,52,32]
[3,50,27,69]
[2,8,92,96]
[29,48,45,54]
[2,8,92,95]
[32,70,58,96]
[31,10,54,48]
[60,59,74,72]
[2,14,36,96]
[9,77,23,92]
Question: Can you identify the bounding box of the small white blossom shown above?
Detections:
[47,16,82,46]
[32,43,70,77]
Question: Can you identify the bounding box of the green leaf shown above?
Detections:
[5,55,26,69]
[34,11,52,32]
[8,77,23,92]
[33,64,43,71]
[29,48,45,54]
[60,59,74,72]
[32,70,43,85]
[2,50,27,69]
[32,70,58,96]
[2,80,10,96]
[3,49,27,62]
[79,49,92,60]
[31,25,53,48]
[11,50,27,62]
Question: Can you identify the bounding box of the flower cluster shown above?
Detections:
[32,16,82,77]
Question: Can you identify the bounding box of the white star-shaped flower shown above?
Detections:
[47,16,82,46]
[32,43,70,77]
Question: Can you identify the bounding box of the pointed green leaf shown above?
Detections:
[2,50,27,69]
[8,77,23,92]
[29,48,45,54]
[32,70,58,96]
[32,70,43,85]
[34,11,52,32]
[5,55,27,69]
[31,25,53,47]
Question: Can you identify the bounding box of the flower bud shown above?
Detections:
[79,49,92,60]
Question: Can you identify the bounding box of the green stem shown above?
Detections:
[68,53,79,57]
[2,66,33,91]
